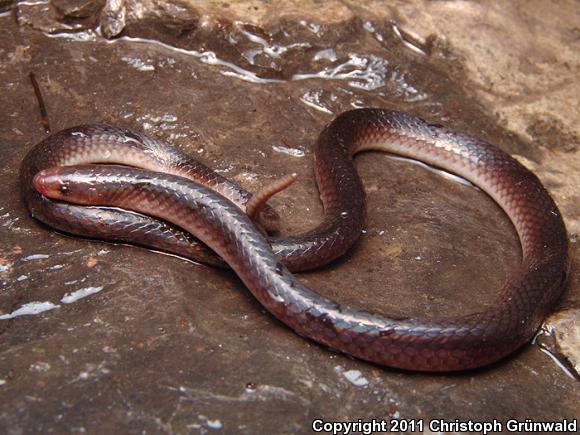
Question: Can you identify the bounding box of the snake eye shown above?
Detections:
[59,184,70,195]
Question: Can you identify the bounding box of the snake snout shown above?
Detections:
[32,168,66,199]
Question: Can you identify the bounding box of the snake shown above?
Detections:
[21,108,569,371]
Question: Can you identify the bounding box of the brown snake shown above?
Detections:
[21,109,569,371]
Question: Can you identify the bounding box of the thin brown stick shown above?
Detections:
[29,72,51,134]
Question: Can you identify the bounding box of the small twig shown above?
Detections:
[29,72,51,134]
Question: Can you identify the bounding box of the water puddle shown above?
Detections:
[10,1,438,108]
[60,286,104,304]
[0,274,106,321]
[271,145,305,158]
[0,301,59,320]
[334,366,370,387]
[533,323,580,380]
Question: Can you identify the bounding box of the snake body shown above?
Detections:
[20,124,362,271]
[22,109,569,371]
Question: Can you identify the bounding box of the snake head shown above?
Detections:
[32,166,101,205]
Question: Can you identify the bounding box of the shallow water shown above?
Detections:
[0,1,578,432]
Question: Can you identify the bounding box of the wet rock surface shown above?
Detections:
[1,1,579,433]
